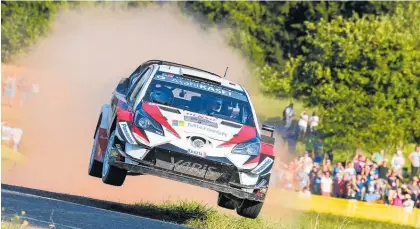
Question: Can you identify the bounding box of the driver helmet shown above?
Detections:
[206,97,222,112]
[150,84,173,104]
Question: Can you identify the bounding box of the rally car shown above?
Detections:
[88,60,276,219]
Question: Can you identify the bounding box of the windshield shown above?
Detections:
[142,72,255,127]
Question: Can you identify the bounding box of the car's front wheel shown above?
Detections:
[102,130,127,186]
[88,126,103,178]
[217,193,236,210]
[236,199,264,219]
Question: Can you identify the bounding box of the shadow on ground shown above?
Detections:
[1,183,208,225]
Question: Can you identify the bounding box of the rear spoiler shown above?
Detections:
[261,124,275,138]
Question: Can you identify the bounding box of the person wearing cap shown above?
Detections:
[391,150,405,177]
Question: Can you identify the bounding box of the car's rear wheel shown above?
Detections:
[236,199,264,219]
[88,126,103,178]
[217,193,236,210]
[102,130,127,186]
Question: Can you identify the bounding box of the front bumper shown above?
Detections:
[109,144,267,202]
[109,160,265,201]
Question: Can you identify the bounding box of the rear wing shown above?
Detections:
[261,124,275,145]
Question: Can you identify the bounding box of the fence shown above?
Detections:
[264,188,420,228]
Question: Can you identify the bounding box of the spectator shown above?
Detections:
[299,151,313,174]
[334,173,349,198]
[391,188,404,206]
[365,183,378,202]
[321,171,333,197]
[283,103,294,131]
[309,166,319,194]
[378,159,389,180]
[387,170,400,203]
[322,158,332,173]
[309,111,319,134]
[312,170,323,195]
[372,149,385,165]
[296,109,309,140]
[296,166,310,192]
[403,194,415,213]
[313,138,324,163]
[333,162,344,179]
[344,161,356,177]
[391,150,405,176]
[353,174,366,201]
[409,145,420,179]
[408,177,419,204]
[376,178,387,203]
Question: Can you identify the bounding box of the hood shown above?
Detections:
[141,102,257,145]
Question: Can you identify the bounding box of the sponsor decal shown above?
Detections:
[169,157,221,180]
[154,73,248,101]
[187,149,206,158]
[187,122,228,138]
[184,115,218,128]
[119,122,136,144]
[251,157,274,175]
[172,120,184,127]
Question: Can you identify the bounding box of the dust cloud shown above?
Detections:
[2,3,296,220]
[2,3,257,204]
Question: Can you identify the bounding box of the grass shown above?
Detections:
[118,201,415,229]
[1,210,40,229]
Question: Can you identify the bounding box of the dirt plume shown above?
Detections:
[2,3,255,204]
[2,3,298,221]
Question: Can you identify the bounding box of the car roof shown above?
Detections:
[140,60,245,92]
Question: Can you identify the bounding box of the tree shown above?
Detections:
[1,1,66,62]
[263,3,420,151]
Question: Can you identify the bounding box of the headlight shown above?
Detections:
[135,110,164,136]
[231,139,260,156]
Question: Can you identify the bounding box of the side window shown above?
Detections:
[128,67,153,103]
[126,67,151,100]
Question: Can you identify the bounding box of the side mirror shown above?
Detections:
[262,124,275,138]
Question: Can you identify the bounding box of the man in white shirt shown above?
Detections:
[283,103,294,131]
[309,112,319,134]
[297,110,309,140]
[391,150,405,176]
[409,145,420,179]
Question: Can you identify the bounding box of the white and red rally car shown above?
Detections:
[88,60,276,219]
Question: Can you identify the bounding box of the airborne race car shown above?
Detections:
[88,60,276,219]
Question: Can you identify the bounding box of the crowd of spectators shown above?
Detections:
[275,144,420,213]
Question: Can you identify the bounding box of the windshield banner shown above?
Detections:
[154,73,248,101]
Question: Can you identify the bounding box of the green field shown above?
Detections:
[3,201,414,229]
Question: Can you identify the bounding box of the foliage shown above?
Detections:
[1,1,66,62]
[264,3,420,151]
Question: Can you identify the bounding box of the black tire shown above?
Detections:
[217,193,236,210]
[236,199,264,219]
[88,126,103,178]
[102,130,127,186]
